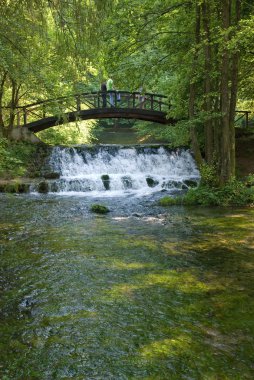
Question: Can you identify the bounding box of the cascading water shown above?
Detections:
[34,145,200,196]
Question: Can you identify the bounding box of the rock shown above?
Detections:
[0,181,30,193]
[38,181,49,193]
[122,176,132,189]
[132,213,142,217]
[101,174,110,190]
[90,204,110,214]
[17,183,30,193]
[43,172,60,180]
[183,180,198,188]
[146,177,159,188]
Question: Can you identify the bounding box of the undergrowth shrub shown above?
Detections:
[0,138,36,178]
[199,162,219,187]
[159,179,254,207]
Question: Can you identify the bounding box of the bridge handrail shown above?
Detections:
[3,90,168,110]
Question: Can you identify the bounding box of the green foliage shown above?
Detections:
[0,138,36,178]
[199,162,219,187]
[0,0,253,159]
[134,120,190,147]
[158,196,181,206]
[159,180,254,207]
[245,173,254,187]
[37,120,97,145]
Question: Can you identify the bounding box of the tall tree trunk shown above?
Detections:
[229,0,241,176]
[189,82,203,166]
[189,3,202,166]
[202,1,214,164]
[7,79,21,138]
[219,0,241,183]
[219,0,231,184]
[0,71,8,138]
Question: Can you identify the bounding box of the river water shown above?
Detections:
[0,146,254,379]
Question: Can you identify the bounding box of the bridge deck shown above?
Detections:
[27,108,173,132]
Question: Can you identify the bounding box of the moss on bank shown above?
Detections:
[0,180,30,193]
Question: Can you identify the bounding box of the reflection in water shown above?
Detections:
[0,194,254,379]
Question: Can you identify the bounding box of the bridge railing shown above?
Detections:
[10,91,169,127]
[3,91,252,129]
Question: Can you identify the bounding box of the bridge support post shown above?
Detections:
[9,126,42,143]
[76,96,81,112]
[245,111,249,128]
[23,107,27,125]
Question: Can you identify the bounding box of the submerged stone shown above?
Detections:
[122,176,132,189]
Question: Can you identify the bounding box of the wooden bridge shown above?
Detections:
[12,91,174,132]
[7,91,251,134]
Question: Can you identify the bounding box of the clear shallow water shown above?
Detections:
[0,194,254,379]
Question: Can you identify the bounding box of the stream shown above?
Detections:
[0,194,254,379]
[0,145,254,379]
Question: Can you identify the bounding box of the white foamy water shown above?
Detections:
[36,145,200,196]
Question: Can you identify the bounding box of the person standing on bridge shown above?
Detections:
[101,81,107,107]
[138,86,145,109]
[107,77,115,106]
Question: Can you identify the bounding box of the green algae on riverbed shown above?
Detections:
[0,196,254,379]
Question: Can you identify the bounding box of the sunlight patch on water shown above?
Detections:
[140,336,192,358]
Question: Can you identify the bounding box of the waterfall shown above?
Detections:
[34,145,200,196]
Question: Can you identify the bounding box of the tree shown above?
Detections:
[1,0,253,185]
[0,0,109,138]
[97,0,253,184]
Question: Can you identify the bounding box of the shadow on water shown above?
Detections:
[0,195,254,379]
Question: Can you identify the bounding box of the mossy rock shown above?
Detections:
[43,172,60,180]
[17,183,30,193]
[0,181,30,193]
[183,179,198,188]
[146,177,159,188]
[90,204,110,214]
[101,174,110,190]
[2,183,17,193]
[38,181,49,193]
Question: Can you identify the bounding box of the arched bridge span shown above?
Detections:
[13,91,174,133]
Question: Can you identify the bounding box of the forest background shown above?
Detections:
[1,0,254,188]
